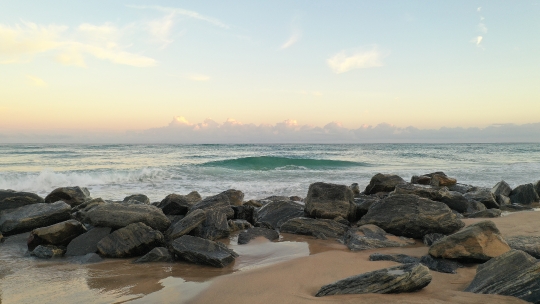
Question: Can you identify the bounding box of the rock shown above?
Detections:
[27,219,86,251]
[304,182,354,220]
[133,247,173,263]
[243,200,263,207]
[349,183,361,196]
[167,209,206,240]
[81,203,170,231]
[534,180,540,196]
[369,253,420,264]
[122,194,150,204]
[228,219,252,232]
[0,202,71,236]
[97,222,164,258]
[448,183,475,194]
[392,183,444,201]
[419,255,461,274]
[466,200,487,214]
[170,235,238,267]
[344,224,415,251]
[505,236,540,258]
[464,188,499,209]
[232,205,256,224]
[350,196,380,222]
[465,250,540,303]
[333,216,350,226]
[189,193,231,213]
[190,207,231,241]
[429,220,511,261]
[219,189,244,206]
[255,200,304,229]
[44,186,91,207]
[237,227,279,244]
[280,217,348,239]
[411,175,431,185]
[429,173,457,187]
[70,253,103,264]
[290,196,303,202]
[315,263,432,297]
[359,194,465,239]
[494,194,511,206]
[31,244,65,258]
[156,191,202,215]
[364,173,406,195]
[500,204,534,212]
[0,233,3,243]
[0,190,44,212]
[509,183,540,205]
[71,198,106,218]
[466,209,502,218]
[491,181,512,198]
[423,233,445,246]
[66,227,111,256]
[167,215,185,227]
[438,191,470,213]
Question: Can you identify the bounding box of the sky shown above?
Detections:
[1,1,540,143]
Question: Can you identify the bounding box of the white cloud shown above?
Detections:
[26,75,47,87]
[127,5,229,29]
[280,28,301,50]
[473,35,483,46]
[327,46,387,74]
[147,13,175,48]
[477,7,482,12]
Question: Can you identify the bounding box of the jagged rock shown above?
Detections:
[170,235,238,267]
[190,207,231,241]
[255,200,304,229]
[133,247,173,263]
[97,222,164,258]
[464,188,499,209]
[81,203,170,231]
[364,173,406,195]
[369,253,420,264]
[232,205,256,224]
[505,236,540,258]
[219,189,244,206]
[228,219,251,232]
[237,227,279,244]
[465,250,540,303]
[66,227,111,256]
[448,183,475,194]
[27,219,86,251]
[0,202,71,236]
[350,196,379,222]
[304,182,354,220]
[344,224,415,251]
[167,209,206,240]
[315,263,432,297]
[492,181,512,198]
[509,183,540,205]
[359,194,464,239]
[466,209,502,218]
[349,183,361,196]
[44,186,91,207]
[429,173,456,187]
[411,175,431,185]
[0,190,44,212]
[243,200,263,208]
[423,233,445,246]
[466,200,487,214]
[280,217,348,239]
[31,244,65,258]
[70,253,103,264]
[156,191,202,215]
[419,255,461,274]
[429,221,510,261]
[122,194,150,204]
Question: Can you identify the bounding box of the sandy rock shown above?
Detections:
[364,173,406,195]
[0,190,44,212]
[349,183,361,196]
[255,200,304,229]
[66,227,111,256]
[81,203,170,231]
[27,219,86,251]
[133,247,173,263]
[170,235,238,267]
[45,186,90,207]
[411,175,431,185]
[280,217,348,239]
[97,222,164,258]
[304,182,355,220]
[0,202,71,236]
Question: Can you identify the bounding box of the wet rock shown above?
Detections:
[44,186,91,207]
[411,175,431,185]
[0,190,44,212]
[0,202,71,236]
[423,233,445,246]
[344,224,415,251]
[465,250,540,303]
[219,189,244,206]
[491,181,512,198]
[97,222,164,258]
[369,253,420,264]
[31,244,65,258]
[505,236,540,258]
[156,191,202,215]
[122,194,150,204]
[255,200,304,229]
[359,194,465,239]
[429,220,510,261]
[70,253,103,264]
[170,235,238,267]
[238,227,279,244]
[350,196,379,222]
[464,188,499,209]
[232,205,256,224]
[27,219,86,251]
[71,198,106,218]
[66,227,111,256]
[190,207,231,241]
[349,183,361,196]
[466,209,502,218]
[81,203,170,231]
[133,247,173,263]
[228,219,252,232]
[167,209,206,240]
[304,182,354,220]
[364,173,406,195]
[419,255,461,274]
[509,183,539,205]
[280,217,348,239]
[315,263,432,297]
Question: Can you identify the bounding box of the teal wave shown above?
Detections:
[200,156,369,170]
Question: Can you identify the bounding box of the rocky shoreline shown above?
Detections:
[1,172,540,303]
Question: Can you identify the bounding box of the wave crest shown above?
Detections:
[201,156,368,170]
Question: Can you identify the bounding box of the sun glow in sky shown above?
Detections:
[1,1,540,138]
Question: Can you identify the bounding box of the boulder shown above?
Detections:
[464,188,499,209]
[428,221,510,261]
[448,183,475,194]
[81,203,170,231]
[0,202,71,236]
[350,196,379,222]
[44,186,91,207]
[31,245,65,259]
[344,224,415,251]
[0,190,44,211]
[219,189,244,206]
[97,222,164,258]
[66,227,111,256]
[438,191,470,213]
[156,191,202,215]
[70,253,103,264]
[429,173,457,187]
[364,173,406,195]
[167,209,206,240]
[491,181,512,198]
[231,205,256,225]
[280,217,348,239]
[243,200,263,208]
[534,180,540,196]
[170,235,238,267]
[27,219,86,251]
[509,183,539,205]
[304,182,354,220]
[188,193,231,214]
[505,236,540,258]
[122,194,150,204]
[190,207,231,241]
[466,209,502,218]
[369,253,420,264]
[494,194,511,206]
[255,200,304,229]
[465,250,540,303]
[359,194,465,239]
[466,200,487,214]
[228,219,252,232]
[133,247,173,263]
[419,255,461,274]
[237,227,279,245]
[0,233,3,243]
[315,263,432,297]
[411,175,431,185]
[290,196,303,202]
[392,183,444,201]
[423,233,445,246]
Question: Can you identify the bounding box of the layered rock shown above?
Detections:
[344,224,415,251]
[0,202,71,236]
[393,183,469,213]
[466,209,501,218]
[237,227,279,245]
[505,236,540,258]
[280,217,348,239]
[369,253,420,264]
[65,227,111,256]
[190,207,231,241]
[27,219,86,251]
[156,191,202,215]
[350,196,380,221]
[170,235,238,267]
[255,200,304,229]
[0,190,44,212]
[44,186,91,207]
[369,253,461,274]
[304,182,354,220]
[464,188,499,209]
[423,233,445,246]
[509,183,539,205]
[97,222,164,258]
[133,247,173,263]
[81,203,170,231]
[219,189,244,206]
[167,209,206,240]
[364,173,406,195]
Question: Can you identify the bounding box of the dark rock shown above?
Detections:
[304,182,354,220]
[0,202,71,236]
[466,209,502,218]
[66,227,111,256]
[429,220,510,261]
[97,222,164,258]
[448,183,475,194]
[167,215,185,227]
[156,191,202,215]
[0,233,3,243]
[70,253,103,264]
[350,196,379,222]
[44,186,91,207]
[392,183,444,201]
[506,236,540,258]
[238,227,279,244]
[500,204,534,212]
[167,209,206,240]
[232,205,256,224]
[495,194,511,206]
[333,216,350,226]
[228,219,252,232]
[280,217,348,239]
[27,219,86,251]
[464,188,499,209]
[133,247,173,263]
[452,210,464,219]
[466,200,487,214]
[31,244,65,258]
[465,250,540,303]
[122,194,150,204]
[369,253,420,264]
[534,180,540,196]
[71,198,106,218]
[243,200,263,207]
[419,255,461,274]
[315,263,432,297]
[0,190,44,212]
[289,196,303,202]
[411,175,431,185]
[364,173,406,195]
[189,193,231,213]
[170,235,238,267]
[491,181,512,198]
[344,224,415,251]
[255,200,304,229]
[81,203,170,231]
[509,183,540,205]
[423,233,445,246]
[190,207,231,241]
[219,189,244,206]
[438,191,470,213]
[359,194,465,239]
[349,183,361,196]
